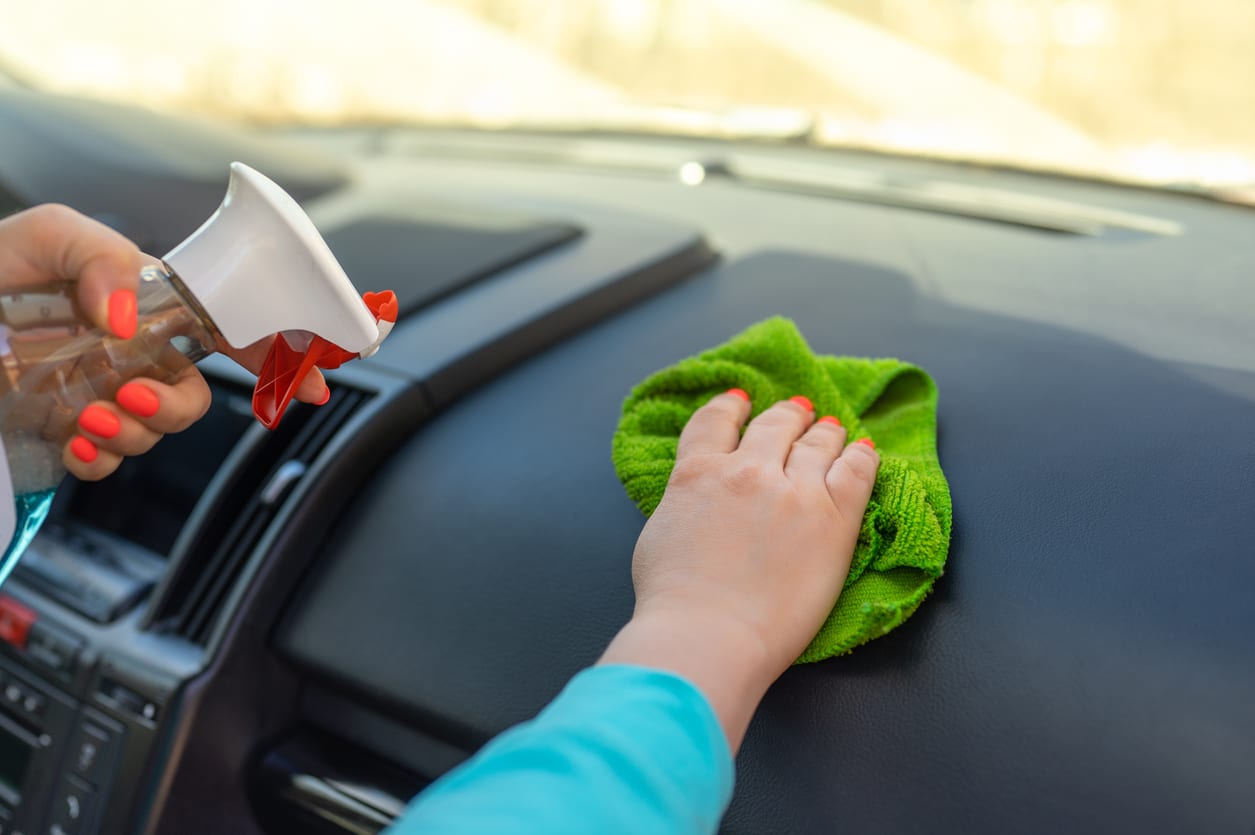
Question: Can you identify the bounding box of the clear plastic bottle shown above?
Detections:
[0,264,218,584]
[0,161,393,588]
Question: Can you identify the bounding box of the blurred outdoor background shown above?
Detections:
[1,0,1253,187]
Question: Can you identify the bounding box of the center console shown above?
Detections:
[0,628,128,835]
[0,378,262,835]
[0,589,175,835]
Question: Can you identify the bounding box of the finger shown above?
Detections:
[825,440,880,530]
[784,415,848,482]
[76,402,163,457]
[296,367,329,404]
[676,389,752,460]
[735,395,815,467]
[222,339,330,404]
[115,367,211,434]
[0,205,142,336]
[63,435,124,482]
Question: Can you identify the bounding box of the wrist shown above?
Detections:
[597,603,779,752]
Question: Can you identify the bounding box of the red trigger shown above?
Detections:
[250,290,398,429]
[252,335,334,429]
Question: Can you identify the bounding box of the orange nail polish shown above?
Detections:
[789,395,813,412]
[108,290,137,339]
[725,388,750,402]
[117,382,160,417]
[78,405,121,439]
[70,436,98,463]
[858,438,876,449]
[315,386,331,406]
[818,415,841,427]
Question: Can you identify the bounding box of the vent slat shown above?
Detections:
[179,512,271,643]
[291,391,366,462]
[150,386,369,645]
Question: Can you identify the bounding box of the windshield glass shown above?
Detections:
[2,0,1252,189]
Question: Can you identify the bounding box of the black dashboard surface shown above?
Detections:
[277,139,1255,833]
[319,200,581,317]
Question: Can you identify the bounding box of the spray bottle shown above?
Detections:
[0,162,397,586]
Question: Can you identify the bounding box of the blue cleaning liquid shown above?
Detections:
[0,488,55,588]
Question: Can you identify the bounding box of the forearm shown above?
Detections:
[391,665,734,835]
[598,605,776,753]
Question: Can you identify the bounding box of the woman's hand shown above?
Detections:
[0,204,329,480]
[599,390,879,751]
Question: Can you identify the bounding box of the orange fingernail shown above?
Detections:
[818,415,841,427]
[117,382,160,417]
[78,405,121,439]
[315,386,331,406]
[789,395,813,412]
[858,438,876,449]
[108,290,137,339]
[70,436,98,463]
[725,388,750,402]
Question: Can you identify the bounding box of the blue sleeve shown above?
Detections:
[386,665,735,835]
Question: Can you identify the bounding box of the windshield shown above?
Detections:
[1,0,1252,189]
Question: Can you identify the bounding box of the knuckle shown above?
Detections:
[121,432,161,457]
[845,448,880,482]
[25,203,79,234]
[668,456,712,487]
[722,460,768,495]
[792,433,829,453]
[177,371,213,426]
[33,203,78,223]
[166,407,200,433]
[830,446,879,487]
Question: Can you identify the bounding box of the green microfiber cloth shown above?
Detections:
[612,317,951,662]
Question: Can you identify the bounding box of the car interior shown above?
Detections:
[0,4,1253,832]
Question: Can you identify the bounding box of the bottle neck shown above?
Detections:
[140,263,222,362]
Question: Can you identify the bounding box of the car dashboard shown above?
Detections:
[0,89,1252,835]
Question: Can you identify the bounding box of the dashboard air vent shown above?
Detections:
[147,384,370,646]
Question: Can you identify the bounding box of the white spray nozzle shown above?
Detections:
[163,162,379,354]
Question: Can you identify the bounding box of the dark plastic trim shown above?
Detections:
[249,730,417,835]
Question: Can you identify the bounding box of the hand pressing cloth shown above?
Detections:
[612,317,952,662]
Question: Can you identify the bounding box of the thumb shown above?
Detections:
[0,204,142,336]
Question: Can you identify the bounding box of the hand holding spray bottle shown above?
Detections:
[0,163,397,585]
